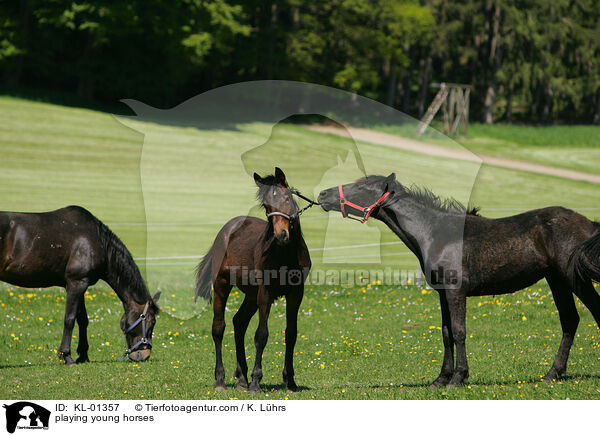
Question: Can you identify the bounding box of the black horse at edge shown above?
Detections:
[319,174,600,387]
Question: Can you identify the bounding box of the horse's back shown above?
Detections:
[466,206,594,244]
[464,206,596,294]
[0,206,105,288]
[0,205,98,227]
[212,215,267,264]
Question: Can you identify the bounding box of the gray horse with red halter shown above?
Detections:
[319,173,600,386]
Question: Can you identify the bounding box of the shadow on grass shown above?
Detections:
[218,382,312,393]
[0,357,159,369]
[365,372,600,390]
[0,362,59,369]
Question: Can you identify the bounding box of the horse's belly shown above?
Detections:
[0,269,66,288]
[0,250,67,288]
[468,269,545,296]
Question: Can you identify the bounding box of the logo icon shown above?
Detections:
[3,402,50,433]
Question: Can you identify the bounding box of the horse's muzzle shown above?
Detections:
[275,229,290,245]
[317,191,334,211]
[128,349,151,362]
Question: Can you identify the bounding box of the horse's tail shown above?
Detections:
[570,222,600,287]
[195,245,215,302]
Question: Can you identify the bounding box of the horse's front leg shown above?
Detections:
[430,290,455,388]
[446,290,469,386]
[283,287,304,392]
[75,293,90,363]
[249,286,271,393]
[58,279,88,365]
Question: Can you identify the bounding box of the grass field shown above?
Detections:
[0,95,599,399]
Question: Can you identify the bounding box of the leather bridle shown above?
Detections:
[338,184,390,223]
[119,301,152,360]
[265,189,319,222]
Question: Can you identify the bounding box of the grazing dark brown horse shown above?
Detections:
[0,206,160,365]
[319,174,600,387]
[196,168,311,392]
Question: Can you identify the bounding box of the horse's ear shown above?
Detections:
[384,173,396,191]
[274,167,286,184]
[152,291,161,303]
[253,172,263,186]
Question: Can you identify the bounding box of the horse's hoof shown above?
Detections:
[448,376,467,387]
[76,356,89,364]
[542,371,561,383]
[542,373,555,382]
[214,385,226,392]
[64,357,76,366]
[248,385,261,394]
[429,381,447,390]
[285,383,298,393]
[430,376,451,389]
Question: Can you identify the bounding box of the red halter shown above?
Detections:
[338,185,390,223]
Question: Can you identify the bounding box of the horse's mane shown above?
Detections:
[90,214,157,309]
[359,175,480,216]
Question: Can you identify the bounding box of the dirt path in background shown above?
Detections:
[306,125,600,185]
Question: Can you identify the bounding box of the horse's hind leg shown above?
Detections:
[571,279,600,374]
[232,296,257,390]
[249,286,271,393]
[282,288,304,392]
[75,293,90,363]
[212,277,232,390]
[544,275,579,381]
[572,279,600,328]
[58,279,88,366]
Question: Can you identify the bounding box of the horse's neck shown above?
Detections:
[376,199,447,258]
[103,265,149,307]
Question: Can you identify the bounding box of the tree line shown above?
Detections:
[1,0,599,124]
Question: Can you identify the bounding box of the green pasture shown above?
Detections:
[0,96,599,399]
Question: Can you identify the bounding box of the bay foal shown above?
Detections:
[196,168,311,392]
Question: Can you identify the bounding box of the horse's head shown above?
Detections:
[254,167,298,245]
[120,292,161,361]
[318,173,395,221]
